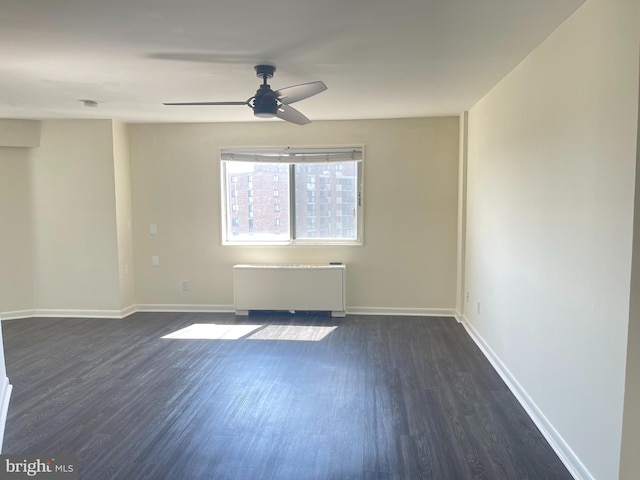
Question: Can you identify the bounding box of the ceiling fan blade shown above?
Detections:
[271,81,327,105]
[276,104,311,125]
[163,101,249,106]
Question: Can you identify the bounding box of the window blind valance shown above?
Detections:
[220,147,363,163]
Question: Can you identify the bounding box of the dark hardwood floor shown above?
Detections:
[2,313,573,479]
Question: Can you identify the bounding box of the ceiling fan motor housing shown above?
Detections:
[253,84,278,118]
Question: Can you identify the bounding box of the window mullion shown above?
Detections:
[289,164,296,241]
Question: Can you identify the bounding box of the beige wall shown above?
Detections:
[456,112,468,315]
[128,118,460,312]
[0,147,33,313]
[31,120,122,312]
[0,119,39,148]
[112,120,136,311]
[464,0,640,479]
[0,116,459,316]
[620,56,640,480]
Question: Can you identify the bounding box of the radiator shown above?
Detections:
[233,264,346,317]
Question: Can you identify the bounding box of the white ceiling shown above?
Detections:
[0,0,585,124]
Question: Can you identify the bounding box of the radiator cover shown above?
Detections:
[233,264,346,317]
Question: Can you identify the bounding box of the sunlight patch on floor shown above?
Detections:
[161,323,262,340]
[161,323,338,341]
[247,325,338,341]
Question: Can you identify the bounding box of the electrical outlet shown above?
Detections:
[181,280,189,291]
[150,224,157,235]
[151,256,160,267]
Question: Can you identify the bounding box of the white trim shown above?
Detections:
[1,306,156,320]
[458,314,591,480]
[1,309,126,320]
[2,306,458,320]
[0,310,36,321]
[120,305,137,318]
[32,309,123,319]
[0,376,12,453]
[346,306,457,317]
[135,304,235,313]
[137,305,456,317]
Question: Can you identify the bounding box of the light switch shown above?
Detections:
[152,256,160,267]
[150,224,157,235]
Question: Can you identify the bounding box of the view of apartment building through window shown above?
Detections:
[221,147,362,244]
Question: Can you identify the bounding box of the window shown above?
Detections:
[221,147,363,244]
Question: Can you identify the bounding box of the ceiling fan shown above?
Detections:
[163,65,327,125]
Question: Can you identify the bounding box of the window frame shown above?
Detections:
[220,146,364,246]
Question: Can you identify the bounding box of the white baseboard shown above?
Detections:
[458,314,592,480]
[2,307,138,321]
[32,309,123,319]
[137,305,456,317]
[134,304,235,313]
[2,305,459,320]
[1,305,234,320]
[120,305,137,318]
[2,309,123,320]
[0,310,36,321]
[0,376,12,453]
[347,306,457,317]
